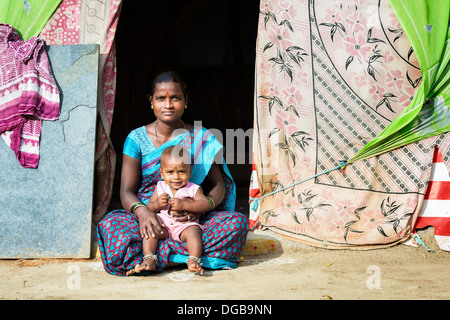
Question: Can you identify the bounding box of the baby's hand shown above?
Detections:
[168,198,185,212]
[157,193,170,208]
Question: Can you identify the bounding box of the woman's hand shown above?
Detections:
[120,155,167,239]
[171,210,202,223]
[134,206,165,239]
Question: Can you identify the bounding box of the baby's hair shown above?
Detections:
[160,145,191,166]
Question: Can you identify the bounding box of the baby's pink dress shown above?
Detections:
[156,181,204,242]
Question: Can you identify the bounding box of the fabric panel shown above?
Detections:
[252,0,450,248]
[39,0,123,222]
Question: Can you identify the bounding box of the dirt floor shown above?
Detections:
[0,227,449,301]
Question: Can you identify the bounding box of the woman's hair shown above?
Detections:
[149,70,188,98]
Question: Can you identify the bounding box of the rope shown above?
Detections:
[412,234,434,253]
[249,160,347,211]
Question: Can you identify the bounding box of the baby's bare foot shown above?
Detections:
[187,256,204,275]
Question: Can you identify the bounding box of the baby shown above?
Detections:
[134,145,211,275]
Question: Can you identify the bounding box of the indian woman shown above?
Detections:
[97,71,249,276]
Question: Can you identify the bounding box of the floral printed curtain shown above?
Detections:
[252,0,450,248]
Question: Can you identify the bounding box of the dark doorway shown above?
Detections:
[109,0,260,212]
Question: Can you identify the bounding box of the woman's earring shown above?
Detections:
[185,104,188,109]
[148,95,153,108]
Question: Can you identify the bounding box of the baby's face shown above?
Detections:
[160,158,191,190]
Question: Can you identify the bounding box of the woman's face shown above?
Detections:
[150,81,186,124]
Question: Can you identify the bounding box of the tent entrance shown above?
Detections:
[109,0,260,211]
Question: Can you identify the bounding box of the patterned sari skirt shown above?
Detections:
[97,209,248,276]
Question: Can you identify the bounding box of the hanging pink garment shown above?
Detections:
[0,23,60,168]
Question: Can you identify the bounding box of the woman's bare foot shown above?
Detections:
[126,268,136,276]
[136,258,157,272]
[187,256,204,275]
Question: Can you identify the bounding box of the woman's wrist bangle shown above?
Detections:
[129,201,146,213]
[206,196,215,211]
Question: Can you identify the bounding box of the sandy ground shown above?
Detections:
[0,228,449,301]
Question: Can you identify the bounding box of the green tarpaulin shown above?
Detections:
[0,0,61,40]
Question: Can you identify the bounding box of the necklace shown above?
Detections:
[154,120,186,146]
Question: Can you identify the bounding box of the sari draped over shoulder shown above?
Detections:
[97,126,249,276]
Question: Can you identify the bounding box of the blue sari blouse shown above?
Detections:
[123,125,236,211]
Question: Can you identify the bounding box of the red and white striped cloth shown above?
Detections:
[249,161,261,230]
[412,147,450,251]
[249,147,450,250]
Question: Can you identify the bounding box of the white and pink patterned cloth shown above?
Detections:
[0,23,60,168]
[252,0,450,249]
